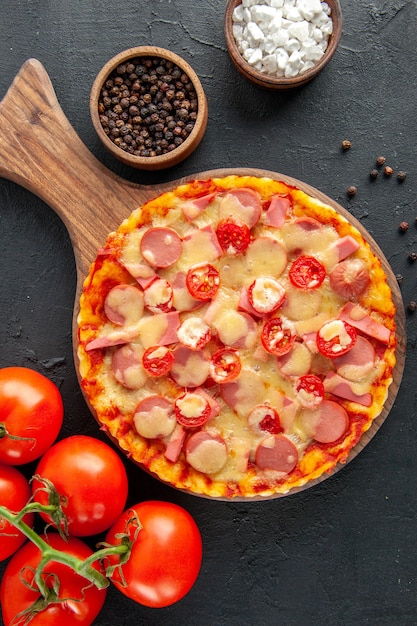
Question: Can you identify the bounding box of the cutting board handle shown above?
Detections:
[0,59,155,277]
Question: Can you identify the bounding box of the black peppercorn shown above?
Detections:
[370,169,378,180]
[397,171,407,182]
[395,273,404,285]
[376,156,386,166]
[399,221,409,232]
[408,301,417,312]
[347,185,357,197]
[408,252,417,262]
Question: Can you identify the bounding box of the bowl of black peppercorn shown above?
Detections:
[90,46,208,170]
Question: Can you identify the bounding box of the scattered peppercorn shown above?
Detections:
[341,139,352,150]
[97,56,198,158]
[376,156,386,166]
[347,185,357,196]
[408,301,417,313]
[384,165,394,177]
[369,168,379,180]
[399,221,409,232]
[397,170,407,182]
[395,273,404,285]
[408,252,417,262]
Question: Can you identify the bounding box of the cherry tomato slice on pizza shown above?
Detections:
[295,374,324,408]
[175,392,211,428]
[209,348,242,384]
[289,255,326,289]
[186,263,220,300]
[247,404,281,435]
[316,320,357,358]
[216,220,251,254]
[261,317,296,356]
[142,346,174,377]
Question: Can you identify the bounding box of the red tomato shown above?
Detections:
[216,220,251,254]
[247,404,281,435]
[317,320,357,358]
[32,435,128,537]
[105,501,202,608]
[0,464,34,561]
[186,263,220,300]
[209,348,242,383]
[295,374,324,408]
[174,392,211,428]
[289,255,326,289]
[0,367,63,465]
[142,345,174,377]
[261,317,296,356]
[0,533,106,625]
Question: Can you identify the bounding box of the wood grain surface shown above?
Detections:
[0,58,406,498]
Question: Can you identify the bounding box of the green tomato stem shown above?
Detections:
[0,504,129,593]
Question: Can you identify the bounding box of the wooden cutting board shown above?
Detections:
[0,59,406,495]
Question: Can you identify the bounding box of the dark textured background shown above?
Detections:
[1,1,417,624]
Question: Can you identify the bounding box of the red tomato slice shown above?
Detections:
[209,348,242,383]
[216,220,251,254]
[248,277,286,314]
[289,255,326,289]
[316,320,357,358]
[142,345,174,377]
[261,317,296,356]
[186,263,220,300]
[175,392,211,428]
[295,374,324,408]
[247,404,281,435]
[105,501,202,608]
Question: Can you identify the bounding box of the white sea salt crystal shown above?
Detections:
[251,5,277,22]
[269,10,283,30]
[303,44,325,61]
[276,48,290,70]
[262,53,278,73]
[271,28,289,46]
[287,20,310,41]
[299,0,323,15]
[321,20,333,36]
[285,6,303,21]
[246,21,265,43]
[285,38,301,52]
[270,0,285,7]
[248,48,263,65]
[233,4,245,22]
[233,24,244,39]
[311,9,330,26]
[312,26,324,42]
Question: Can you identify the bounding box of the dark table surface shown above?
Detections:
[1,1,416,625]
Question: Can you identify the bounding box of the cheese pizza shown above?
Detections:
[77,175,397,499]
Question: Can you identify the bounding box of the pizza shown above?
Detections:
[77,175,397,499]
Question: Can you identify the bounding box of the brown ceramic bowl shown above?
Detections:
[224,0,342,90]
[90,46,208,170]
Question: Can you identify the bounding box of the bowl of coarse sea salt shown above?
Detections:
[224,0,342,90]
